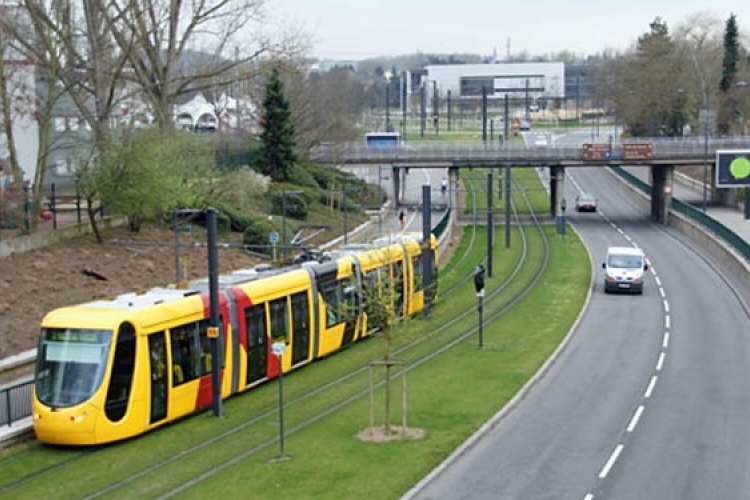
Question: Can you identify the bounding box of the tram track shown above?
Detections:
[0,171,552,499]
[81,176,550,499]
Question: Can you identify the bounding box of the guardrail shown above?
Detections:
[1,380,33,427]
[610,165,750,263]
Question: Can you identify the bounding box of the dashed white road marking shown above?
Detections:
[645,375,658,398]
[663,332,670,348]
[663,300,670,313]
[665,315,671,329]
[656,352,666,371]
[655,276,662,286]
[584,494,594,500]
[599,444,624,479]
[627,405,645,432]
[659,287,666,298]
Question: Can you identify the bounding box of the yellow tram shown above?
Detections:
[32,235,437,445]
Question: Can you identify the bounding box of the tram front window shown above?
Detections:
[35,328,112,408]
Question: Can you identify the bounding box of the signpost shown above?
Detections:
[272,341,287,460]
[269,231,279,260]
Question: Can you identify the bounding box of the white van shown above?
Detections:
[602,246,648,294]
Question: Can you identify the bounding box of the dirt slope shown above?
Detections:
[0,226,261,359]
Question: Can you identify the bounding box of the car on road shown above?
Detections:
[575,193,597,212]
[602,246,648,294]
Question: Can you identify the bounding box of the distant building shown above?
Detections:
[424,62,565,101]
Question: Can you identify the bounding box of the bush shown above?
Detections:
[242,216,296,250]
[270,191,309,220]
[287,163,320,189]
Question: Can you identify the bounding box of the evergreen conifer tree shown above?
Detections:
[256,67,296,181]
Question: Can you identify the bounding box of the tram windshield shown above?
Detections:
[35,328,112,408]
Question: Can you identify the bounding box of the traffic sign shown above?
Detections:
[582,143,612,160]
[269,231,279,244]
[272,342,286,357]
[716,150,750,187]
[623,143,653,160]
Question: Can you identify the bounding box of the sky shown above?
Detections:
[270,0,748,61]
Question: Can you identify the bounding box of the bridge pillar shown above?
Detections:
[650,165,674,223]
[550,165,566,219]
[448,166,458,211]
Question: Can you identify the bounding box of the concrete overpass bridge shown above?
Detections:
[312,137,750,223]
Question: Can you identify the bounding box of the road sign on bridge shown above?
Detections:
[623,143,653,160]
[582,143,612,160]
[716,149,750,187]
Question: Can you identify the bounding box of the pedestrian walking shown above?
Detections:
[398,209,405,230]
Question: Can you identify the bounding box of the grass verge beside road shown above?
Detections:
[0,225,590,499]
[189,225,591,499]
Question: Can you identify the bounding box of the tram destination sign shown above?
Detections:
[582,143,612,161]
[622,143,653,160]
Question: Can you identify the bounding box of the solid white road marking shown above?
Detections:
[599,444,624,478]
[627,405,645,432]
[645,375,658,398]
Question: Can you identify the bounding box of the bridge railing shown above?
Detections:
[311,137,750,164]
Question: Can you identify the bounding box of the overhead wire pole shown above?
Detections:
[422,184,433,319]
[486,171,493,278]
[206,208,223,418]
[702,92,710,212]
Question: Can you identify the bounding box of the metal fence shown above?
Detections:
[0,380,33,427]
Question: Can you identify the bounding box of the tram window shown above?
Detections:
[413,255,424,292]
[197,319,216,376]
[170,319,215,385]
[105,322,136,422]
[321,279,348,327]
[245,304,267,348]
[270,297,289,342]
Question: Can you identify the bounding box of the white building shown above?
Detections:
[424,62,565,101]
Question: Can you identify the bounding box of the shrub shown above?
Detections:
[242,215,296,250]
[270,191,308,220]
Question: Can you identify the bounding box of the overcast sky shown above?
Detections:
[270,0,748,60]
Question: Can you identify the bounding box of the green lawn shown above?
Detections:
[0,224,591,499]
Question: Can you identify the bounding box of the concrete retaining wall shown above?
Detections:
[0,216,126,258]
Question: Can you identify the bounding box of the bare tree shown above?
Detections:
[103,0,305,129]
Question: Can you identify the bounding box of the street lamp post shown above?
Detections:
[282,190,302,258]
[271,342,287,460]
[702,94,710,213]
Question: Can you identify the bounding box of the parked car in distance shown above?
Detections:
[575,193,597,212]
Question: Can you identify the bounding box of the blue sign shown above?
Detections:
[269,232,279,244]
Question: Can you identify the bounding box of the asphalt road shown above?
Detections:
[408,137,750,499]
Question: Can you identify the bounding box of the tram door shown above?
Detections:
[245,304,267,384]
[290,291,310,365]
[148,333,168,423]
